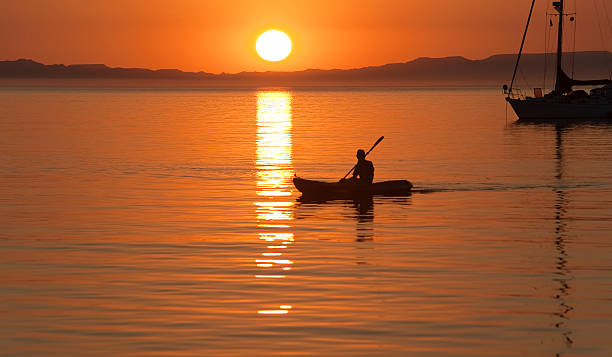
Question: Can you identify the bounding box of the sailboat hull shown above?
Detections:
[507,98,612,120]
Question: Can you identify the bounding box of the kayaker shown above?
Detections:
[352,149,374,184]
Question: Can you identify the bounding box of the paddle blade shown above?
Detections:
[366,136,384,156]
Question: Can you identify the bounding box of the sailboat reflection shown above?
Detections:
[254,91,295,315]
[552,125,574,348]
[514,121,575,351]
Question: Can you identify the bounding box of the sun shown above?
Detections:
[256,30,292,62]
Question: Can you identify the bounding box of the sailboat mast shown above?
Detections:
[507,0,536,96]
[554,0,564,92]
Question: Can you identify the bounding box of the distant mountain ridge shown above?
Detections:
[0,59,216,80]
[1,52,610,86]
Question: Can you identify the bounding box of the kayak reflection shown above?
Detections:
[353,197,374,242]
[296,195,411,242]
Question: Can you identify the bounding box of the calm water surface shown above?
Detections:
[1,87,611,356]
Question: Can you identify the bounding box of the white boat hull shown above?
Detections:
[507,98,612,120]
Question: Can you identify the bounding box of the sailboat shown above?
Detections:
[504,0,612,120]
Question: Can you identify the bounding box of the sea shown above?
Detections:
[1,87,611,356]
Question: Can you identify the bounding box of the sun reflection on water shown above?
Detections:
[255,91,295,315]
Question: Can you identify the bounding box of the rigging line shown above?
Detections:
[545,8,555,91]
[545,15,554,91]
[602,0,612,39]
[544,14,548,91]
[572,2,577,79]
[509,0,536,95]
[603,0,612,31]
[600,0,612,78]
[545,1,555,92]
[547,11,560,90]
[593,0,611,78]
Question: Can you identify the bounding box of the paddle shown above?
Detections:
[341,136,384,181]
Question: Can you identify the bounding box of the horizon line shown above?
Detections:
[3,50,610,76]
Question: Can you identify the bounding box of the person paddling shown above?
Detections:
[351,149,374,184]
[339,137,382,184]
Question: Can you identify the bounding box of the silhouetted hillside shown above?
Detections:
[1,52,610,86]
[0,59,215,80]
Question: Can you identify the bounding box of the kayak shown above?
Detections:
[293,177,413,198]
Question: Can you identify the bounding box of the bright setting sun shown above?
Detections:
[256,30,292,62]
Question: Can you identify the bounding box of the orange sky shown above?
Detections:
[1,0,610,73]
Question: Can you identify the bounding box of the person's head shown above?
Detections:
[356,149,366,160]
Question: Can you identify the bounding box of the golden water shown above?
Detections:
[1,87,612,356]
